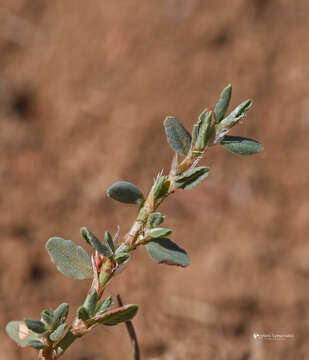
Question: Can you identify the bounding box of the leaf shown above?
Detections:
[145,238,190,267]
[214,84,232,123]
[24,319,46,334]
[80,227,112,257]
[147,212,164,228]
[150,228,172,238]
[95,304,138,326]
[115,252,130,264]
[6,321,40,347]
[53,303,69,327]
[174,166,209,190]
[28,340,47,349]
[104,231,114,253]
[77,306,89,321]
[83,289,98,316]
[107,181,144,204]
[195,111,212,150]
[46,237,93,280]
[220,99,252,128]
[96,296,113,315]
[41,310,54,328]
[49,323,67,342]
[220,136,263,155]
[164,116,192,155]
[152,175,170,200]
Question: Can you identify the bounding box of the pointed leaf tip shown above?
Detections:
[107,181,144,204]
[164,116,192,155]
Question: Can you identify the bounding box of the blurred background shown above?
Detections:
[0,0,308,359]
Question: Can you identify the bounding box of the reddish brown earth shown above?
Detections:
[0,1,309,359]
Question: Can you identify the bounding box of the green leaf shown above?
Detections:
[24,319,46,334]
[80,227,112,257]
[147,212,164,228]
[46,237,93,280]
[28,340,47,349]
[192,110,205,144]
[220,99,252,129]
[96,304,138,326]
[164,116,192,155]
[41,310,54,328]
[49,323,67,342]
[104,231,114,253]
[152,175,170,200]
[220,136,263,155]
[83,290,98,316]
[6,321,40,347]
[214,84,232,123]
[115,251,130,264]
[107,181,145,204]
[96,296,113,315]
[77,306,89,321]
[150,228,172,238]
[174,166,209,190]
[145,238,190,267]
[195,111,212,150]
[53,303,69,327]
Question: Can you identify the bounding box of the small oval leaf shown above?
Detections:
[221,136,263,155]
[53,303,69,327]
[49,323,67,342]
[6,321,40,347]
[174,166,209,190]
[24,319,46,334]
[41,310,54,328]
[107,181,144,204]
[150,228,172,238]
[46,238,93,280]
[95,304,138,326]
[214,84,232,123]
[147,212,164,228]
[28,340,47,349]
[164,116,192,155]
[96,296,113,315]
[145,238,190,267]
[80,227,112,257]
[83,289,98,316]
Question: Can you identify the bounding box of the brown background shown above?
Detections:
[0,0,308,359]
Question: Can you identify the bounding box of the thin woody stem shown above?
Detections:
[48,149,203,360]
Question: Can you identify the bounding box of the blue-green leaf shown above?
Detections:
[145,238,190,267]
[49,323,67,342]
[214,84,232,123]
[53,303,69,327]
[28,340,47,349]
[41,310,54,328]
[221,136,263,155]
[6,321,40,347]
[174,166,209,190]
[147,212,164,228]
[95,304,138,326]
[80,227,112,257]
[24,319,46,334]
[83,290,98,317]
[150,228,172,238]
[164,116,192,155]
[96,296,113,315]
[77,306,89,321]
[107,181,144,204]
[104,231,114,253]
[46,238,93,280]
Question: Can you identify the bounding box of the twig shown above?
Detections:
[117,294,140,360]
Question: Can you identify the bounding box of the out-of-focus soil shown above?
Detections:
[0,1,309,359]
